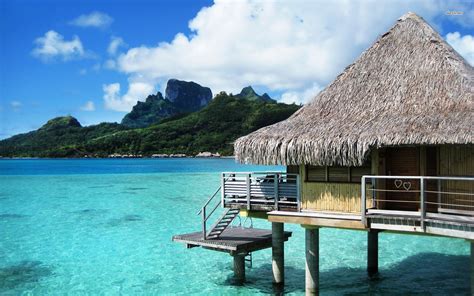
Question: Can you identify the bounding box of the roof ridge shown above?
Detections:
[313,11,473,108]
[398,11,421,21]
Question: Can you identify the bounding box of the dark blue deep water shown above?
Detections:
[0,158,276,175]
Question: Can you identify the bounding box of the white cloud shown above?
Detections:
[32,30,84,62]
[80,101,95,111]
[103,81,155,112]
[446,32,474,65]
[79,68,87,75]
[109,0,473,106]
[280,83,322,105]
[10,101,22,109]
[70,11,113,29]
[108,36,126,55]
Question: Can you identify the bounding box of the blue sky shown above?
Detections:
[0,0,473,139]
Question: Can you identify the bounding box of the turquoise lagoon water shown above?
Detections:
[0,158,470,295]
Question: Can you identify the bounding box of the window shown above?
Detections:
[328,167,348,182]
[306,162,371,183]
[306,166,326,182]
[350,166,372,183]
[286,165,299,174]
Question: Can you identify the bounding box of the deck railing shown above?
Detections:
[197,186,223,239]
[361,175,474,227]
[222,172,301,211]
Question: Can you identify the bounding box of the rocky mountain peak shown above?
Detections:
[165,79,212,112]
[236,86,275,103]
[121,79,213,128]
[239,86,258,97]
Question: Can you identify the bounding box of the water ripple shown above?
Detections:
[0,213,28,220]
[107,215,143,226]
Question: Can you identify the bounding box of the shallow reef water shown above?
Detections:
[0,261,53,291]
[0,159,470,295]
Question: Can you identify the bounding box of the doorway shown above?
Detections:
[385,147,420,211]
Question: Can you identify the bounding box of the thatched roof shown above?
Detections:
[235,12,474,166]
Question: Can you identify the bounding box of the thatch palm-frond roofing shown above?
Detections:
[235,12,474,166]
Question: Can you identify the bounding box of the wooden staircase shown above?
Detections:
[206,208,240,239]
[198,185,242,240]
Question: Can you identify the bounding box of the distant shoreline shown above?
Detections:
[0,156,236,160]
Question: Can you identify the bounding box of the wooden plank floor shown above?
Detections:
[367,209,474,225]
[173,227,292,254]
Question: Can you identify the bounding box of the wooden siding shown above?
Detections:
[299,165,371,213]
[292,146,473,214]
[439,145,473,176]
[385,147,420,211]
[439,145,474,212]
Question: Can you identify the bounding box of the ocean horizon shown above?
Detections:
[0,159,470,295]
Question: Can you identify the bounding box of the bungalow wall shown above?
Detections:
[289,145,473,214]
[295,165,372,213]
[366,145,473,212]
[439,145,474,212]
[439,145,474,176]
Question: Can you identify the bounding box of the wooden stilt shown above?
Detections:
[233,254,245,282]
[272,222,285,285]
[368,230,379,277]
[305,227,319,295]
[471,241,474,296]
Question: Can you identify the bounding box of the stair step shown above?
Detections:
[205,206,240,240]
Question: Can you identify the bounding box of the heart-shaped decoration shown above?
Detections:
[394,179,403,188]
[403,182,411,191]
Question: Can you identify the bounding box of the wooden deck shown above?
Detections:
[172,226,292,255]
[366,209,474,239]
[267,210,366,230]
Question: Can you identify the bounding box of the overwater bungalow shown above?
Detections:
[174,12,473,295]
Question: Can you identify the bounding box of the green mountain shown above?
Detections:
[121,92,177,128]
[121,79,212,128]
[0,117,126,157]
[0,92,300,157]
[236,86,275,103]
[165,79,212,112]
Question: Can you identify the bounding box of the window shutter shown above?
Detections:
[307,166,326,181]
